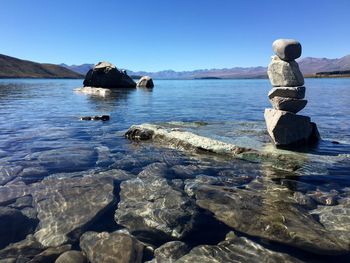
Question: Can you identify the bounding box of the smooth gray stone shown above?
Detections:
[154,241,190,261]
[83,61,136,89]
[137,76,154,88]
[270,96,307,113]
[268,56,304,87]
[33,177,115,247]
[268,86,306,99]
[264,109,313,146]
[189,182,349,255]
[55,251,87,263]
[80,231,144,263]
[176,231,303,263]
[115,174,198,242]
[272,39,302,61]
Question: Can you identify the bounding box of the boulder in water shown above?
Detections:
[83,61,136,89]
[137,76,154,88]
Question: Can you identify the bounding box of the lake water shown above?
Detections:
[0,78,349,262]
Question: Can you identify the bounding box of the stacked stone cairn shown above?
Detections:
[264,39,320,147]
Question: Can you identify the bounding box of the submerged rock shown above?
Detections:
[137,76,154,88]
[0,207,38,249]
[176,231,302,263]
[272,39,302,62]
[268,56,304,87]
[115,174,198,242]
[33,177,115,247]
[0,235,44,260]
[30,244,71,262]
[189,182,349,255]
[264,109,314,146]
[83,61,136,89]
[147,241,189,262]
[55,251,87,263]
[0,166,23,186]
[80,231,144,263]
[125,124,305,171]
[270,96,307,113]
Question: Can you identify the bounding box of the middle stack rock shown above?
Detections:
[264,39,319,147]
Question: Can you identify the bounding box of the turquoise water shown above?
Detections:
[0,78,350,261]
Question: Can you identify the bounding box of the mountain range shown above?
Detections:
[0,53,349,79]
[0,54,82,79]
[61,55,350,79]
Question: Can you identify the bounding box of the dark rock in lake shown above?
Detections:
[83,61,136,89]
[189,181,349,255]
[55,250,87,263]
[176,231,302,263]
[137,76,154,88]
[0,207,38,249]
[30,244,71,263]
[80,115,110,121]
[80,231,144,263]
[0,235,43,260]
[33,177,115,247]
[115,174,198,243]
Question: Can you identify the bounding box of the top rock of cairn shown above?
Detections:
[272,39,302,61]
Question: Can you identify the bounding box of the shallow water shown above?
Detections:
[0,78,349,262]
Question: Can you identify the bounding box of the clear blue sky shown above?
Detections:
[0,0,349,71]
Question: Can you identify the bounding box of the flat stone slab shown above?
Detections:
[264,109,313,146]
[177,231,303,263]
[80,231,144,263]
[268,86,306,100]
[270,96,307,113]
[272,39,302,62]
[75,87,111,97]
[188,182,349,255]
[33,177,115,247]
[268,56,304,87]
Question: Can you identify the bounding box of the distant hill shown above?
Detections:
[60,63,94,75]
[63,54,350,79]
[298,55,350,75]
[0,54,83,79]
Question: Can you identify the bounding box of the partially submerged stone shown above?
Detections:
[176,231,303,263]
[33,177,115,247]
[0,207,38,249]
[264,109,314,146]
[270,96,307,113]
[137,76,154,88]
[80,231,144,263]
[115,175,198,242]
[268,56,304,87]
[272,39,302,61]
[55,251,87,263]
[268,86,306,100]
[83,61,136,89]
[189,182,349,255]
[153,241,190,262]
[75,87,111,97]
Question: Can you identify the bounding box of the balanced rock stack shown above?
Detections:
[264,39,320,147]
